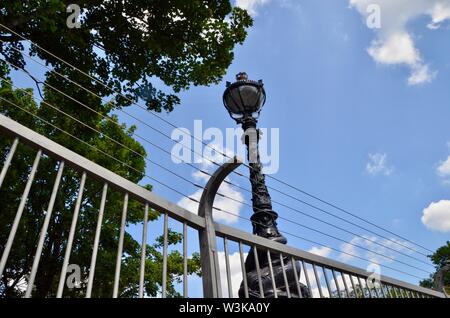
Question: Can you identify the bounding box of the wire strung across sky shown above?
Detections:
[0,96,433,280]
[0,23,436,264]
[0,67,435,270]
[0,41,434,260]
[0,80,436,277]
[85,16,436,256]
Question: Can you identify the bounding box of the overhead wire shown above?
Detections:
[0,93,435,275]
[0,42,433,258]
[0,66,434,268]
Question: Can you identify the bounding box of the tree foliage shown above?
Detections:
[0,75,200,298]
[0,0,252,112]
[419,241,450,294]
[0,0,253,298]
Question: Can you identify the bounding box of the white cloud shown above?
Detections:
[217,251,248,297]
[338,235,413,264]
[177,143,244,224]
[422,200,450,232]
[366,153,394,176]
[308,246,332,258]
[339,237,362,262]
[437,155,450,177]
[367,32,419,66]
[350,0,450,85]
[235,0,270,16]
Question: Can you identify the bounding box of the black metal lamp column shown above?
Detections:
[224,73,286,243]
[223,72,308,298]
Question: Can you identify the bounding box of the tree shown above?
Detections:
[0,1,253,297]
[0,75,200,298]
[0,0,252,112]
[420,241,450,295]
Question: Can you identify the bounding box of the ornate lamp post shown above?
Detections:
[223,72,286,244]
[223,72,307,298]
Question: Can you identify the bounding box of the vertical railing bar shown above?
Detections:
[302,261,312,298]
[56,171,86,298]
[379,283,387,298]
[253,246,264,298]
[388,285,396,298]
[391,285,398,298]
[266,250,278,298]
[390,285,397,298]
[349,275,357,298]
[183,222,188,298]
[384,285,391,298]
[383,283,389,298]
[279,254,291,298]
[223,238,233,298]
[331,269,341,298]
[0,149,41,279]
[138,203,149,298]
[239,242,249,298]
[400,287,407,298]
[341,272,350,298]
[291,257,302,298]
[312,263,323,298]
[161,213,169,298]
[364,277,373,298]
[112,193,129,298]
[372,280,380,298]
[393,286,401,298]
[404,288,412,298]
[357,276,366,298]
[25,160,65,298]
[0,137,19,190]
[366,277,378,298]
[85,182,108,298]
[322,267,332,298]
[402,287,412,298]
[341,272,351,298]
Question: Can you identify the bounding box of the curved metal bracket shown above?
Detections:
[198,157,242,298]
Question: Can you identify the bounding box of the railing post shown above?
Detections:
[198,157,241,298]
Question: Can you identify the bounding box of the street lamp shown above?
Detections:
[223,72,285,244]
[223,72,305,298]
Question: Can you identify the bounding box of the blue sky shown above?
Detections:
[7,0,450,297]
[121,0,450,296]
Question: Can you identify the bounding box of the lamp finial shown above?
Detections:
[236,72,248,81]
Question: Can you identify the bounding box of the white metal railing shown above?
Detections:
[0,114,445,298]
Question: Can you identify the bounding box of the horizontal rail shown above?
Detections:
[213,222,445,298]
[0,114,205,230]
[0,113,444,298]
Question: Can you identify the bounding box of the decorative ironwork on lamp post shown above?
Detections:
[223,72,308,298]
